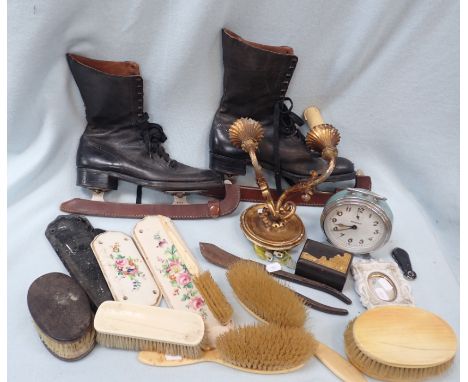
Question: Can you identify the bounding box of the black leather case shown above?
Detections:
[45,215,113,309]
[294,239,353,291]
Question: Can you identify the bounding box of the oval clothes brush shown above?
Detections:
[95,301,205,359]
[344,305,457,382]
[139,324,317,374]
[27,272,96,361]
[226,260,367,382]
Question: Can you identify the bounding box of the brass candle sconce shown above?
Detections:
[229,106,340,251]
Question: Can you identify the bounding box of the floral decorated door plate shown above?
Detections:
[91,231,161,306]
[133,215,232,349]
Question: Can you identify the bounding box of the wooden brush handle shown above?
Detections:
[272,269,352,304]
[295,291,348,315]
[315,342,367,382]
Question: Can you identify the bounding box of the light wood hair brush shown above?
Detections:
[139,323,317,374]
[226,260,367,382]
[344,305,457,382]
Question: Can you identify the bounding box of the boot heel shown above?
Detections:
[77,168,118,191]
[210,153,247,176]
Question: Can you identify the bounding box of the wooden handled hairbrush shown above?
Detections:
[226,260,367,382]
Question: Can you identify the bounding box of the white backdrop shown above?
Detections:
[8,1,459,381]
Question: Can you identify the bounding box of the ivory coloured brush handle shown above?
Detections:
[138,350,304,374]
[315,342,367,382]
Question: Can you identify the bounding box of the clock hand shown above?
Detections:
[334,224,358,231]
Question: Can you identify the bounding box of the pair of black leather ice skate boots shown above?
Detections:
[67,29,355,199]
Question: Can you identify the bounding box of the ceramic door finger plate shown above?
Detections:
[91,231,161,306]
[133,215,232,349]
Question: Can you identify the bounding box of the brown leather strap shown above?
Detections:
[60,184,240,219]
[206,175,371,207]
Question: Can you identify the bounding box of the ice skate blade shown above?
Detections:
[59,184,241,220]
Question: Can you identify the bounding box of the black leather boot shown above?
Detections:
[67,54,222,193]
[209,29,355,191]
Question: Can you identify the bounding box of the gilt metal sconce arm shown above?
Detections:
[229,106,340,251]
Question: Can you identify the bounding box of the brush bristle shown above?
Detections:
[216,324,317,371]
[344,320,455,381]
[96,332,202,359]
[35,323,96,361]
[193,271,233,326]
[226,260,306,327]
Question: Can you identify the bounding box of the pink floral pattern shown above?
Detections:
[154,233,208,319]
[110,243,145,290]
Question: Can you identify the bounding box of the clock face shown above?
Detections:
[323,203,387,253]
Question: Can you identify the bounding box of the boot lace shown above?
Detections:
[137,113,177,167]
[276,97,305,136]
[273,97,304,193]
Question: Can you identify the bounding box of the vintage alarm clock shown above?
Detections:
[320,188,393,254]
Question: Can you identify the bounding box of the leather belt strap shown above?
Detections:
[239,175,372,206]
[204,175,372,206]
[60,183,240,219]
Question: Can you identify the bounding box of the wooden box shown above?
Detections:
[295,239,353,291]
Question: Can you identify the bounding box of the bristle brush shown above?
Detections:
[27,273,96,361]
[226,259,307,327]
[94,301,205,359]
[193,271,233,325]
[139,324,316,374]
[344,306,457,381]
[227,260,367,382]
